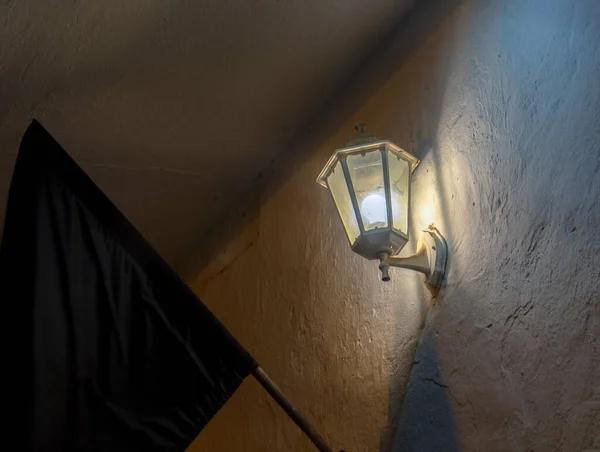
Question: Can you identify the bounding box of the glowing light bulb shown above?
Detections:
[361,192,387,225]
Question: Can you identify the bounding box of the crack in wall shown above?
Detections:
[422,377,449,389]
[504,299,534,327]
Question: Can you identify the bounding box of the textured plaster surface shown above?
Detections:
[188,0,600,450]
[0,0,413,264]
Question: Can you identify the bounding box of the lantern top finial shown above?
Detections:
[347,123,377,146]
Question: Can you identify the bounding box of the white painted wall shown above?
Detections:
[187,0,600,450]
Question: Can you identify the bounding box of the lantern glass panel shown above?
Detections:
[387,150,410,235]
[346,150,388,231]
[326,160,361,244]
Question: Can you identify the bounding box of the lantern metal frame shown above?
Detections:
[317,125,448,288]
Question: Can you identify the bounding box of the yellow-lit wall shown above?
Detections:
[188,0,600,450]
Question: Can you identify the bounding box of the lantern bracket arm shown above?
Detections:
[378,247,430,280]
[377,226,448,288]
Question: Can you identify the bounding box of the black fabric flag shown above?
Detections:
[1,121,257,451]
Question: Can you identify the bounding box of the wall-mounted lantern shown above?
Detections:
[317,124,447,288]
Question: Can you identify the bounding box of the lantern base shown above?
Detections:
[352,228,408,261]
[377,226,448,288]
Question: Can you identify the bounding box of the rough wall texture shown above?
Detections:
[187,0,600,450]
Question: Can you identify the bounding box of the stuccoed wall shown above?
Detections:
[187,0,600,450]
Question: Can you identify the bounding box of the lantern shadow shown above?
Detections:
[372,0,471,449]
[389,323,460,452]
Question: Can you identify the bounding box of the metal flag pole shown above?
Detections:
[252,367,341,452]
